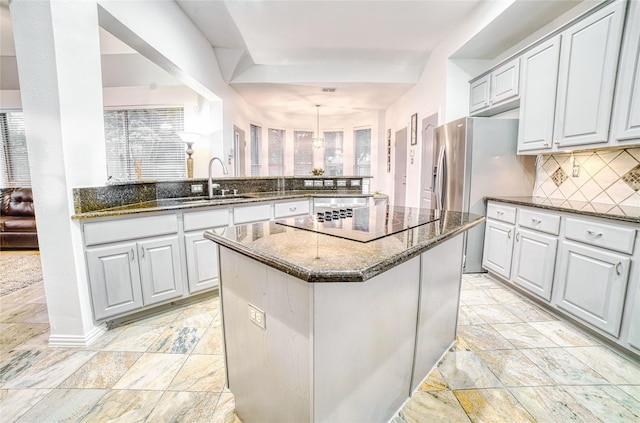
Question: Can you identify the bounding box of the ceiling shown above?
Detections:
[1,0,589,115]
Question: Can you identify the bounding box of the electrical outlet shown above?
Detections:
[191,184,204,193]
[248,303,266,330]
[572,164,580,177]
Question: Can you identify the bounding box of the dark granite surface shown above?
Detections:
[486,196,640,224]
[204,209,484,283]
[72,176,371,219]
[72,190,371,219]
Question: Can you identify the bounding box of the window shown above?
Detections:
[294,130,313,176]
[268,128,285,176]
[0,112,30,187]
[104,107,185,181]
[354,128,371,176]
[324,131,344,176]
[250,124,262,176]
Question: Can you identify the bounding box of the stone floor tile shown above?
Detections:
[3,349,96,389]
[528,321,598,347]
[458,306,487,326]
[112,352,188,390]
[454,388,535,423]
[0,349,50,385]
[467,305,522,324]
[13,388,106,423]
[510,386,599,422]
[79,389,164,423]
[168,354,226,392]
[491,323,558,348]
[438,351,503,390]
[564,385,640,423]
[145,391,220,422]
[400,390,471,423]
[618,385,640,402]
[0,388,52,422]
[456,325,515,351]
[459,289,498,306]
[501,300,558,322]
[0,323,49,352]
[147,326,204,354]
[58,351,142,389]
[563,346,640,385]
[417,368,449,391]
[100,325,166,352]
[211,391,242,423]
[171,306,218,328]
[521,348,609,385]
[475,350,555,387]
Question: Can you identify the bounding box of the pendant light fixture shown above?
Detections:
[312,105,324,149]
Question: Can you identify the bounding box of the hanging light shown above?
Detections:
[312,105,324,149]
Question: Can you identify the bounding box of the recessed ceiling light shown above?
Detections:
[322,88,336,93]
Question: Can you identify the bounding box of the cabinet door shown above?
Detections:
[612,0,640,144]
[185,231,219,294]
[491,58,520,105]
[554,1,625,148]
[555,240,630,337]
[482,219,515,279]
[138,235,184,306]
[512,228,558,301]
[517,35,561,153]
[86,243,143,320]
[469,74,491,113]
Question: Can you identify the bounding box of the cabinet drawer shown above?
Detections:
[486,202,517,224]
[84,215,178,246]
[564,218,636,254]
[517,208,560,235]
[233,204,272,224]
[184,208,230,232]
[274,200,310,218]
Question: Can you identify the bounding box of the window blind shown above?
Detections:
[104,107,185,181]
[0,112,30,187]
[354,128,371,176]
[268,128,285,176]
[250,124,262,176]
[294,131,313,176]
[324,131,344,176]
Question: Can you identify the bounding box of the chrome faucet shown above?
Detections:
[208,157,229,198]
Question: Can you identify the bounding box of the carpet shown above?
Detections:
[0,254,43,296]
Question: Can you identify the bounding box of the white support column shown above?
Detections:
[10,0,108,345]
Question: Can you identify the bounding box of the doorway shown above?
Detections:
[420,113,438,209]
[234,126,246,177]
[393,127,408,206]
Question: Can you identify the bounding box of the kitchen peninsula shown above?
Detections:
[204,205,483,423]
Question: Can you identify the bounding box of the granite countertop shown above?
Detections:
[204,206,484,283]
[485,196,640,224]
[72,190,371,219]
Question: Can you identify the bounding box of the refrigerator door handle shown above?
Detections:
[434,145,446,210]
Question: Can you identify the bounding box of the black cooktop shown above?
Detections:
[275,205,441,243]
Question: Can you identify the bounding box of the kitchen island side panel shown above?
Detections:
[219,246,312,423]
[412,233,464,391]
[312,257,421,423]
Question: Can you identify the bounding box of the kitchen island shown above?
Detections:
[204,205,483,423]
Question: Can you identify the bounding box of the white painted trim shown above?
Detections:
[48,323,108,348]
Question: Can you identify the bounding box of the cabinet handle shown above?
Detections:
[531,218,541,224]
[497,210,504,216]
[508,229,512,239]
[130,249,134,261]
[516,232,520,241]
[554,140,560,146]
[543,142,549,147]
[615,262,622,276]
[289,207,297,211]
[587,230,603,238]
[140,247,145,259]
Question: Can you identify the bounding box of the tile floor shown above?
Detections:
[1,257,639,422]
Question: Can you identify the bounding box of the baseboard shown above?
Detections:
[48,323,107,347]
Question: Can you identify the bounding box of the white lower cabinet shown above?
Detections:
[87,235,184,320]
[482,219,515,279]
[512,228,557,301]
[554,240,631,337]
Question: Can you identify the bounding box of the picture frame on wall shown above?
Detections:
[410,113,418,145]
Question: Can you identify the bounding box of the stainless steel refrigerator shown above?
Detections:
[432,117,535,273]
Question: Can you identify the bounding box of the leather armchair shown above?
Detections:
[1,188,39,249]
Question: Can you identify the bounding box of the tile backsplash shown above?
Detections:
[533,147,640,208]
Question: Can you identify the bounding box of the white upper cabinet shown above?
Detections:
[612,0,640,144]
[517,35,561,152]
[469,74,491,114]
[469,58,520,116]
[553,0,626,149]
[491,58,520,105]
